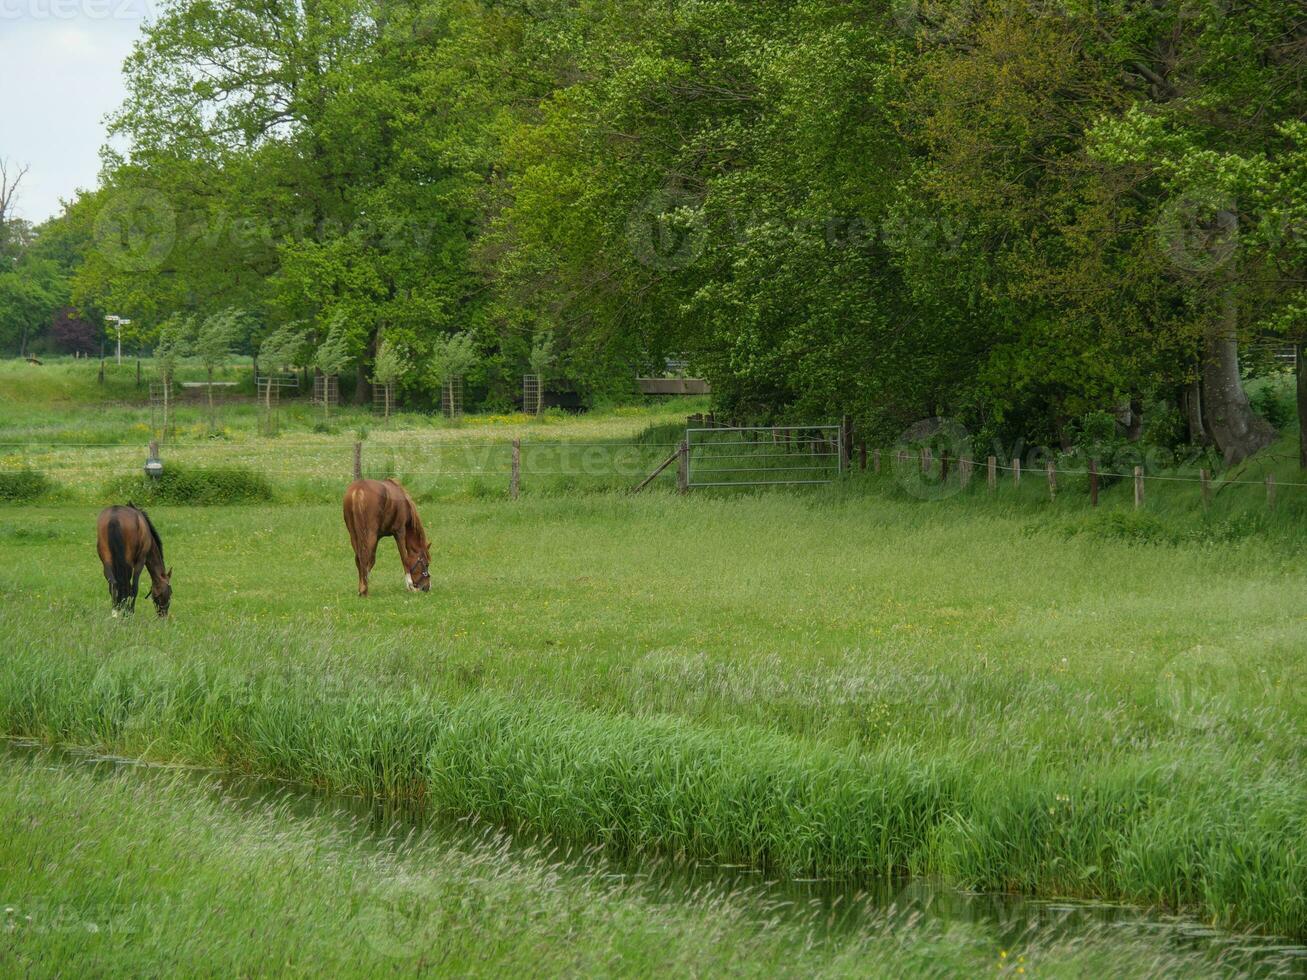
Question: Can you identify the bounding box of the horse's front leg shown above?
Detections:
[395,530,416,591]
[128,567,143,613]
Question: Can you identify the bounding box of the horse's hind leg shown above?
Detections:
[103,563,121,616]
[356,534,378,597]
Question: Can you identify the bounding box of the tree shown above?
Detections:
[153,314,192,438]
[0,158,30,261]
[314,314,355,418]
[50,308,98,355]
[527,331,555,417]
[370,338,408,418]
[428,332,478,415]
[195,309,240,430]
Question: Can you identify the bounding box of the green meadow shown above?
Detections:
[2,358,1307,972]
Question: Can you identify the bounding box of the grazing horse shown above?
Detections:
[343,478,431,596]
[96,504,172,617]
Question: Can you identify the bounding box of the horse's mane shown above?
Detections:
[129,502,165,562]
[385,480,428,548]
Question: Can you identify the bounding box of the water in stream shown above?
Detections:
[5,738,1306,976]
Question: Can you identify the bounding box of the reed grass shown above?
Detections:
[7,747,1279,977]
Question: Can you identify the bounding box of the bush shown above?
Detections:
[103,464,274,506]
[1251,383,1293,431]
[0,469,54,503]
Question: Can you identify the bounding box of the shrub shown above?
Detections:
[0,469,54,503]
[1251,383,1293,431]
[103,464,274,506]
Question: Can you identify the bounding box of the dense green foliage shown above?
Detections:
[2,2,1301,456]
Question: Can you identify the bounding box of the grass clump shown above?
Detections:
[0,468,54,503]
[102,464,274,506]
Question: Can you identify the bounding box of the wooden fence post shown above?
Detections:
[1089,459,1099,508]
[841,415,853,471]
[959,457,973,489]
[859,441,867,472]
[920,446,931,475]
[353,441,362,481]
[1200,468,1211,509]
[1013,458,1021,488]
[1266,473,1276,510]
[676,440,689,494]
[873,449,881,474]
[1134,466,1144,509]
[939,451,950,483]
[510,438,521,500]
[1046,461,1057,501]
[987,456,997,491]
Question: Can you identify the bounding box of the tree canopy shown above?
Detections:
[8,0,1303,459]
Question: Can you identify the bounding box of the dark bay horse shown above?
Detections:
[343,478,431,596]
[96,504,172,617]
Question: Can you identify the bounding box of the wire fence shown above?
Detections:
[4,421,1304,509]
[686,425,843,488]
[865,445,1307,511]
[0,436,688,499]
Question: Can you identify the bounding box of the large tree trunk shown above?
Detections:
[1201,286,1274,464]
[1297,343,1307,469]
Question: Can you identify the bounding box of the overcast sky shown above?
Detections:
[1,5,148,223]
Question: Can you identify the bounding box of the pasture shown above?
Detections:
[2,491,1305,942]
[3,358,1307,972]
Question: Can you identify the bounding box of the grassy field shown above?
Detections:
[3,356,1307,968]
[0,357,701,500]
[1,490,1305,944]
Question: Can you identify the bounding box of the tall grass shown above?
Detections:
[8,747,1283,977]
[1,491,1304,939]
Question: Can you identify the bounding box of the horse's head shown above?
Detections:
[406,549,431,593]
[151,567,173,617]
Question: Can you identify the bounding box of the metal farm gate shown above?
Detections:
[685,424,844,489]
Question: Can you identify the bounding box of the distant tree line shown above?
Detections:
[2,1,1303,460]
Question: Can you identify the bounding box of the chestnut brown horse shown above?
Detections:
[343,478,431,596]
[96,504,172,617]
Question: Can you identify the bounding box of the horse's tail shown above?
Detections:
[105,514,133,604]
